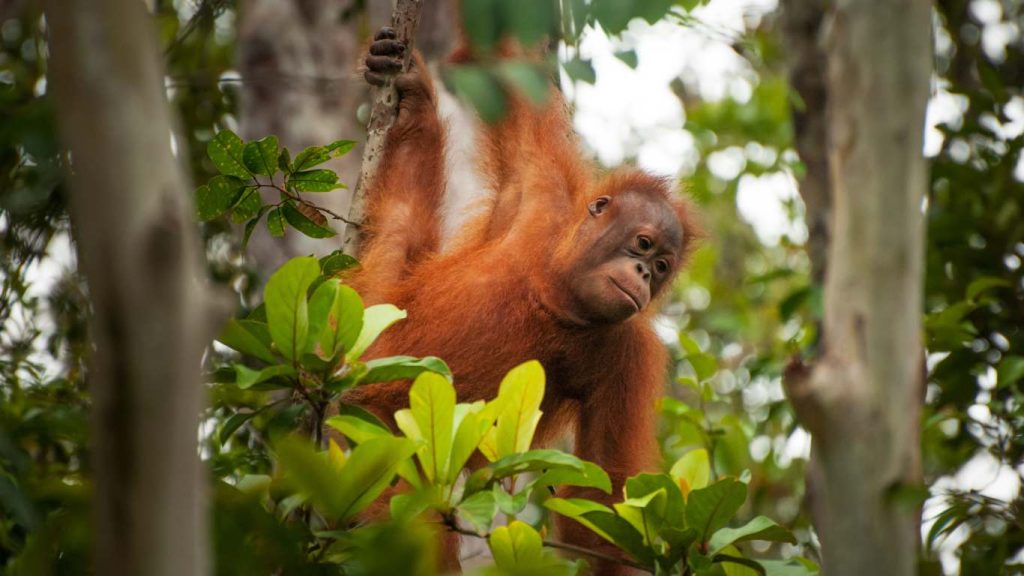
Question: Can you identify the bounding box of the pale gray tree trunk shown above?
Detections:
[782,1,931,574]
[46,0,211,575]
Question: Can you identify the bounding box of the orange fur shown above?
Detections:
[345,46,696,576]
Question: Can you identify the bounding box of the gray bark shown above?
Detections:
[46,0,211,574]
[782,1,931,575]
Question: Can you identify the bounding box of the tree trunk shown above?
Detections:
[46,1,211,575]
[238,0,366,272]
[782,1,931,575]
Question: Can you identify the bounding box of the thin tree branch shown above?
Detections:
[341,0,424,256]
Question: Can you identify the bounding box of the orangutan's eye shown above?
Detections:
[637,236,653,251]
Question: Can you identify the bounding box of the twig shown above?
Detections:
[342,0,424,256]
[253,183,361,227]
[443,517,653,573]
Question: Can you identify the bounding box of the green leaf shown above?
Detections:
[492,483,530,515]
[242,205,273,248]
[230,188,262,223]
[325,139,356,157]
[758,559,820,576]
[320,251,360,276]
[592,0,634,34]
[347,304,407,361]
[282,202,336,238]
[242,135,279,176]
[217,318,277,363]
[290,169,343,192]
[207,129,250,178]
[500,0,554,46]
[670,448,711,497]
[686,352,718,382]
[457,490,498,534]
[195,175,246,221]
[327,408,423,487]
[635,0,675,23]
[362,355,451,385]
[716,545,764,576]
[460,0,499,52]
[446,65,508,123]
[534,460,612,494]
[306,279,364,360]
[235,364,296,390]
[614,49,638,68]
[966,276,1011,301]
[276,435,415,523]
[497,61,549,106]
[219,411,259,445]
[266,206,286,237]
[544,498,652,564]
[708,516,795,556]
[487,449,585,480]
[277,147,292,174]
[686,478,747,543]
[264,256,320,361]
[448,402,495,483]
[563,57,596,84]
[489,521,545,569]
[488,360,545,460]
[399,372,456,484]
[997,355,1024,388]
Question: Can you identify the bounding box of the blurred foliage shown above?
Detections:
[0,0,1022,574]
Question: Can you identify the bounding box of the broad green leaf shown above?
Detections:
[320,251,360,276]
[500,0,554,46]
[234,364,296,390]
[457,490,497,534]
[997,355,1024,388]
[277,435,415,523]
[492,483,529,516]
[362,356,452,385]
[266,206,286,237]
[460,0,499,52]
[447,402,494,483]
[389,490,435,521]
[708,516,796,556]
[487,449,584,480]
[670,448,711,497]
[326,414,393,444]
[292,146,330,172]
[327,409,421,488]
[758,559,820,576]
[686,478,747,543]
[615,49,638,68]
[592,0,633,33]
[534,460,612,494]
[207,129,250,178]
[305,279,363,360]
[230,188,262,223]
[282,202,336,238]
[491,360,545,459]
[325,139,356,157]
[219,411,259,445]
[489,521,545,568]
[277,147,291,174]
[217,318,276,363]
[290,169,343,192]
[678,331,702,355]
[966,276,1011,301]
[446,65,508,123]
[264,256,320,362]
[347,304,407,361]
[563,57,596,84]
[544,498,652,564]
[195,175,246,221]
[686,352,718,382]
[496,61,549,106]
[405,372,456,483]
[242,135,279,176]
[717,545,763,576]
